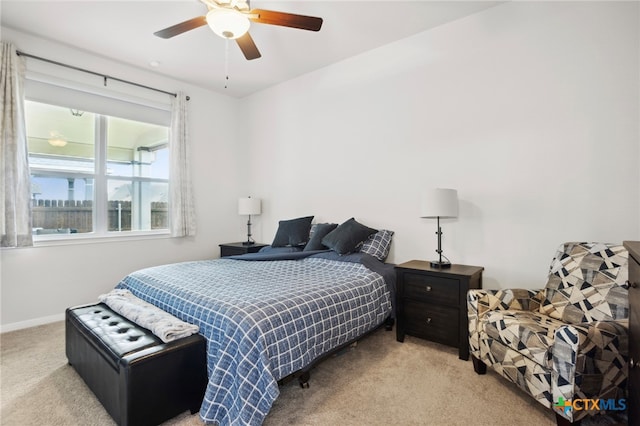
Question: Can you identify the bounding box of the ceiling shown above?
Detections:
[1,1,502,98]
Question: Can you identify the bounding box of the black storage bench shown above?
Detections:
[65,303,208,426]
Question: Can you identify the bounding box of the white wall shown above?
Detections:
[2,2,639,330]
[0,28,250,331]
[242,1,640,289]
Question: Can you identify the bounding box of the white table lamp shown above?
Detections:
[420,188,458,268]
[238,196,261,245]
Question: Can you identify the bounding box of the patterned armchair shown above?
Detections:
[468,242,629,426]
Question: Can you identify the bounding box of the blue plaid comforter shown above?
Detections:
[115,256,392,425]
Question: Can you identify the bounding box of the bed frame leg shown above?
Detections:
[298,371,310,388]
[384,317,394,331]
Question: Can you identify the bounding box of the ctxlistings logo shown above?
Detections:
[554,397,626,414]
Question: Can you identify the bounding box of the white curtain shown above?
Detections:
[169,92,196,237]
[1,42,33,248]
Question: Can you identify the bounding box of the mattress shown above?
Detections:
[115,253,393,425]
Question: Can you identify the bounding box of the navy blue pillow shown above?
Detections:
[259,246,303,254]
[271,216,314,247]
[321,218,378,255]
[304,223,338,251]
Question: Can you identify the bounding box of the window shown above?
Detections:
[26,100,170,239]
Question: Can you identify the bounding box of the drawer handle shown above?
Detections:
[426,317,432,324]
[632,358,636,369]
[425,285,432,292]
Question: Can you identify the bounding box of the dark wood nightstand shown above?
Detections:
[395,260,483,360]
[219,242,269,257]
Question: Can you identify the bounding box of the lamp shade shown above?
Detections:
[420,188,458,219]
[238,197,261,215]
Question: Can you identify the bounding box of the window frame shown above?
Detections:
[26,100,172,244]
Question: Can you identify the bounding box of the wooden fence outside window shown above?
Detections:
[32,200,168,233]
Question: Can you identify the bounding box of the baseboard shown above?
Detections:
[1,313,64,334]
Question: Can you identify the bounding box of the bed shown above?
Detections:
[113,219,396,425]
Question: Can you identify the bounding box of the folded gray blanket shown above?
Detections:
[98,289,199,343]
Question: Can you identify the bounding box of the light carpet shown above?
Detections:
[0,321,627,425]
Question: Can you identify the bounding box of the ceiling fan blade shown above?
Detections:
[249,9,323,32]
[154,16,207,39]
[236,32,261,60]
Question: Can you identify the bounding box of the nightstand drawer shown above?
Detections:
[403,299,459,347]
[402,273,459,306]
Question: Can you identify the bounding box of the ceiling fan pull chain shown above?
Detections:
[224,39,230,89]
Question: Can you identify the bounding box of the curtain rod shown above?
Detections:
[16,50,189,101]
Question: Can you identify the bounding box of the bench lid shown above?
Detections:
[69,304,162,362]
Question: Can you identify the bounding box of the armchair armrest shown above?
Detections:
[467,288,542,320]
[467,288,543,359]
[552,320,629,422]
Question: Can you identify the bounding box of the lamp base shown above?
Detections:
[242,241,255,246]
[430,260,451,269]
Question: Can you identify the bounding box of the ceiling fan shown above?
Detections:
[154,0,323,60]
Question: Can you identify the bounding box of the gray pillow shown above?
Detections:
[321,218,377,255]
[304,223,338,251]
[271,216,314,247]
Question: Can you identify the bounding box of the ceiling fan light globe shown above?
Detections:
[48,138,67,147]
[206,9,250,40]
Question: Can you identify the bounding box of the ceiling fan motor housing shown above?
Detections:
[206,8,250,39]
